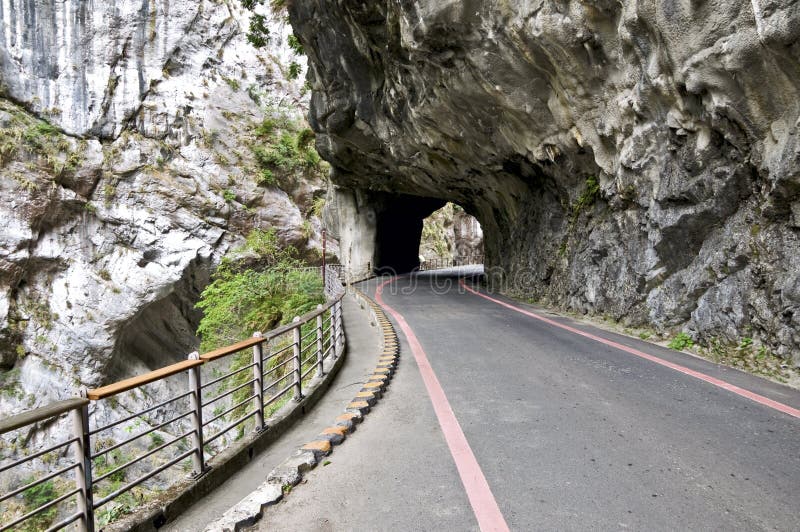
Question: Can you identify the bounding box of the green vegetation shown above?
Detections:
[420,203,455,258]
[287,62,302,80]
[667,332,694,351]
[0,101,82,176]
[222,76,240,91]
[250,108,325,188]
[311,196,326,218]
[571,176,600,223]
[287,34,304,55]
[196,229,324,440]
[258,168,276,186]
[19,478,59,531]
[196,228,323,351]
[559,176,602,257]
[698,337,797,383]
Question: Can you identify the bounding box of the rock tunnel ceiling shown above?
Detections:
[292,1,800,361]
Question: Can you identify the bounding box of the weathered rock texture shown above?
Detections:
[0,0,324,417]
[291,1,800,362]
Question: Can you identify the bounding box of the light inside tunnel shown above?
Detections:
[418,203,484,266]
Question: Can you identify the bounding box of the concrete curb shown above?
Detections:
[205,288,399,532]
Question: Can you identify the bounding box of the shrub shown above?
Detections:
[20,478,58,531]
[195,229,323,352]
[258,168,276,186]
[668,332,694,351]
[287,62,302,80]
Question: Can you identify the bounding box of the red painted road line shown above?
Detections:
[460,280,800,420]
[375,278,510,532]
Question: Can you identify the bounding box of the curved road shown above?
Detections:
[259,269,800,531]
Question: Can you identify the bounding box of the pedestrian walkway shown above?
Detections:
[163,294,385,531]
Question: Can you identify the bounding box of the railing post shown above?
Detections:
[187,351,206,477]
[330,302,339,359]
[252,332,265,431]
[71,392,95,532]
[335,299,344,356]
[316,305,325,377]
[292,317,303,401]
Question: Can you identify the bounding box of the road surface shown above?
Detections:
[257,268,800,531]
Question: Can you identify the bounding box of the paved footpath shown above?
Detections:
[164,294,386,531]
[253,269,799,531]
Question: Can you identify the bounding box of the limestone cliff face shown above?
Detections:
[0,0,323,415]
[291,1,800,362]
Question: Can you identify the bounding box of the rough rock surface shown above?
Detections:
[291,1,800,362]
[0,0,324,421]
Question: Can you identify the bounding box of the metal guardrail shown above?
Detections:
[0,266,344,532]
[418,254,484,271]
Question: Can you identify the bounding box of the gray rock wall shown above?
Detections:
[0,0,324,420]
[290,1,800,362]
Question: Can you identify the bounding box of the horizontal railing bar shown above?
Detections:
[0,398,88,436]
[264,383,294,407]
[93,448,195,509]
[0,487,80,532]
[202,363,257,390]
[263,299,337,340]
[91,390,193,435]
[202,378,256,408]
[300,342,317,355]
[0,437,77,474]
[301,364,318,380]
[263,372,293,392]
[92,410,192,459]
[88,360,204,400]
[44,510,82,532]
[202,394,257,427]
[93,429,192,484]
[300,329,317,342]
[0,461,78,503]
[204,410,258,445]
[200,336,266,362]
[263,356,294,378]
[301,352,317,366]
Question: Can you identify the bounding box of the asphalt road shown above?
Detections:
[259,269,800,531]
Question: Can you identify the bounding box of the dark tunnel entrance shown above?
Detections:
[373,195,446,274]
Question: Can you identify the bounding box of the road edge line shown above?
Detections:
[376,277,510,532]
[460,280,800,420]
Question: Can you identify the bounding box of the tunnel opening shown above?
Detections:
[329,189,486,278]
[373,195,445,274]
[418,202,484,266]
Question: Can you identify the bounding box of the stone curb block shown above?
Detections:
[205,483,283,532]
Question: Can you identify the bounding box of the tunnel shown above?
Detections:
[326,188,487,277]
[373,195,446,273]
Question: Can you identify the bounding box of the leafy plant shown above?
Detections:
[20,478,59,531]
[668,332,694,351]
[195,229,324,352]
[571,176,600,222]
[287,34,304,55]
[287,61,302,80]
[258,168,276,186]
